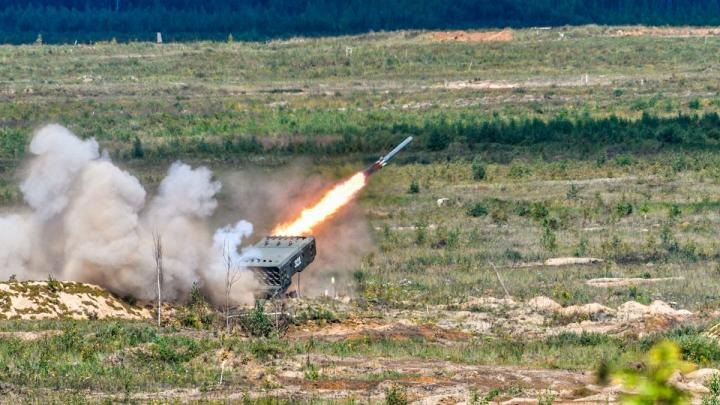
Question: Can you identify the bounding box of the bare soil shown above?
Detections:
[430,29,514,42]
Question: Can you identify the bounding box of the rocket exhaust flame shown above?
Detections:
[272,172,367,236]
[271,137,412,236]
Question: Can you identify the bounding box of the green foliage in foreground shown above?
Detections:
[618,340,695,405]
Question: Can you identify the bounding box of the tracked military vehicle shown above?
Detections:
[242,137,413,298]
[240,236,316,298]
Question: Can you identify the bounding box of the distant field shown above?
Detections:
[1,26,720,165]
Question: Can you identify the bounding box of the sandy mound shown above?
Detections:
[0,281,150,320]
[586,277,684,287]
[560,303,615,320]
[517,257,603,268]
[528,296,562,313]
[430,29,513,42]
[544,257,603,266]
[610,26,720,37]
[616,300,692,322]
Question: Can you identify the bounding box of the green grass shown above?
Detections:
[0,321,220,392]
[2,28,720,165]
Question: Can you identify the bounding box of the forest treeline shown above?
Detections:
[2,112,719,162]
[2,0,720,43]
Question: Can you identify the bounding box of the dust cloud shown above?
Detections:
[0,125,257,305]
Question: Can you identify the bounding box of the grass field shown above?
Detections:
[2,26,720,402]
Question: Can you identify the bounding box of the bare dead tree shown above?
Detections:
[223,241,242,331]
[153,232,163,327]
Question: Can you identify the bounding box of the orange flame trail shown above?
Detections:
[272,172,367,236]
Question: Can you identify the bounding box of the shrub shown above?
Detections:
[47,274,61,293]
[248,336,285,360]
[177,282,215,329]
[471,159,486,180]
[689,98,702,109]
[294,307,340,324]
[614,155,633,166]
[530,202,549,221]
[703,373,720,404]
[408,180,420,194]
[414,221,427,245]
[122,294,137,306]
[188,282,207,307]
[538,390,555,405]
[132,137,144,159]
[467,202,488,217]
[574,237,588,257]
[669,204,681,219]
[303,363,322,381]
[674,334,720,364]
[94,322,157,346]
[490,208,508,224]
[385,384,408,405]
[507,163,530,179]
[660,225,679,251]
[142,336,204,364]
[566,184,580,200]
[177,307,215,329]
[541,225,557,252]
[614,201,633,217]
[238,301,274,337]
[503,248,522,262]
[54,325,84,352]
[426,130,449,151]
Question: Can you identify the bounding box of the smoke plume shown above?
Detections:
[0,125,257,305]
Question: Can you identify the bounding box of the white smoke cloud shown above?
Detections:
[205,220,260,303]
[21,124,99,219]
[62,160,149,294]
[0,215,36,278]
[212,220,254,263]
[0,125,257,305]
[148,162,221,220]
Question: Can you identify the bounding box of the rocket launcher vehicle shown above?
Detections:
[245,137,413,298]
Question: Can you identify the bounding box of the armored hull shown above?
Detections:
[240,236,316,298]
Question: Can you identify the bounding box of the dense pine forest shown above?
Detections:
[2,0,720,43]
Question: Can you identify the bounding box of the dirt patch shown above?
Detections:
[289,378,374,391]
[0,330,61,341]
[355,323,471,343]
[439,75,615,91]
[586,277,684,287]
[610,26,720,37]
[430,29,513,42]
[289,319,470,343]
